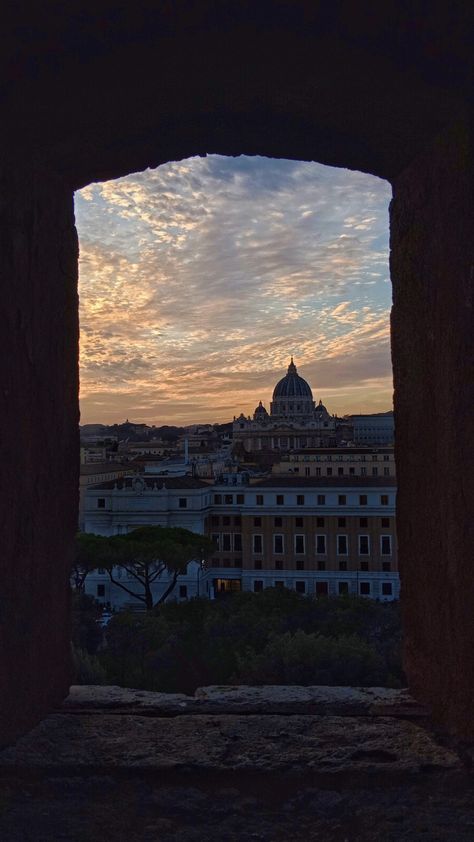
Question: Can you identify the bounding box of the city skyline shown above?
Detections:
[76,155,393,425]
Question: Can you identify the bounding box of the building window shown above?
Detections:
[316,534,326,555]
[274,516,282,527]
[224,494,233,504]
[211,515,219,527]
[383,467,390,477]
[338,495,346,506]
[327,467,333,476]
[97,568,105,575]
[383,454,390,461]
[382,582,393,596]
[316,581,329,596]
[316,517,325,527]
[214,494,222,504]
[359,535,370,555]
[234,515,241,526]
[236,494,245,504]
[349,467,355,475]
[275,580,285,589]
[296,559,305,571]
[372,467,378,477]
[317,560,326,571]
[273,534,284,554]
[361,467,367,476]
[223,516,231,526]
[294,535,305,554]
[97,498,105,509]
[222,534,232,552]
[317,495,326,506]
[359,581,371,596]
[381,517,390,528]
[372,454,378,461]
[360,561,369,571]
[97,584,105,597]
[211,533,220,549]
[254,517,262,527]
[179,585,188,599]
[275,559,283,570]
[296,495,305,506]
[253,534,263,553]
[382,561,392,572]
[295,517,303,528]
[359,517,368,527]
[314,467,320,476]
[179,498,187,508]
[338,582,349,595]
[359,495,367,506]
[337,535,348,555]
[337,467,344,476]
[381,495,389,506]
[256,495,264,506]
[295,581,306,594]
[337,517,346,528]
[253,580,264,592]
[276,494,284,505]
[254,560,262,570]
[381,535,392,555]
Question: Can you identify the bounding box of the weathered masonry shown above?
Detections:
[0,4,473,743]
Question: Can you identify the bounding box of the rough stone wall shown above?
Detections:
[390,120,474,738]
[0,165,79,746]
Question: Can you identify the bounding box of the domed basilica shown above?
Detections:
[233,358,336,453]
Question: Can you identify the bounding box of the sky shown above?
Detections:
[76,155,393,426]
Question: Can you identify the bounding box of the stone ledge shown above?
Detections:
[0,712,459,779]
[63,684,429,718]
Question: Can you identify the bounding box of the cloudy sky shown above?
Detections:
[76,155,393,426]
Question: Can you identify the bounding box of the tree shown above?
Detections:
[102,526,216,611]
[72,532,111,591]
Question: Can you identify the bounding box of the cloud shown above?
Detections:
[76,155,392,424]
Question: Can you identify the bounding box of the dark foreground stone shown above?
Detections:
[0,686,472,841]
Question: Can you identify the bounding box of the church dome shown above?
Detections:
[272,358,313,401]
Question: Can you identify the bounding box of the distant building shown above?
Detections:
[233,358,337,453]
[351,413,395,446]
[272,447,395,479]
[83,473,398,607]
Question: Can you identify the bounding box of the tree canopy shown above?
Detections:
[74,527,216,609]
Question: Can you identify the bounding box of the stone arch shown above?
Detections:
[0,4,472,742]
